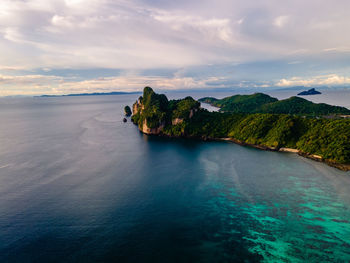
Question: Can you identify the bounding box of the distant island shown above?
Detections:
[198,93,349,115]
[38,91,141,97]
[130,87,350,171]
[297,88,322,96]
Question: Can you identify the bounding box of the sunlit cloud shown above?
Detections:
[273,15,289,28]
[0,73,220,96]
[1,0,350,95]
[276,74,350,87]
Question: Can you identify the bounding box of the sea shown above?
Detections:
[0,90,349,262]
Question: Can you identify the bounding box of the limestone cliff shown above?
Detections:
[142,120,165,135]
[132,97,142,115]
[131,87,200,136]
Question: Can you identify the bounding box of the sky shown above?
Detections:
[1,0,350,96]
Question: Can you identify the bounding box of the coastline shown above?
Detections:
[138,129,350,171]
[131,87,350,172]
[216,137,350,171]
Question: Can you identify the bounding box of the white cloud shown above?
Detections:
[2,71,350,97]
[323,47,350,53]
[0,74,64,96]
[152,13,233,43]
[273,15,289,28]
[3,0,349,71]
[0,73,217,96]
[276,74,350,87]
[3,27,22,42]
[51,15,73,27]
[1,0,350,95]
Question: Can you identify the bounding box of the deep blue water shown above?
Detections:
[0,94,350,262]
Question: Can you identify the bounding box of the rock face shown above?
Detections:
[172,118,183,125]
[142,120,165,134]
[131,87,200,135]
[133,97,142,115]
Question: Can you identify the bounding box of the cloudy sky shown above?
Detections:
[1,0,350,96]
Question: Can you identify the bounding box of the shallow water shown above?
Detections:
[0,94,349,262]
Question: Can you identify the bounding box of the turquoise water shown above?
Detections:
[0,95,349,262]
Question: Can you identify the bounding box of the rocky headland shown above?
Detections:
[130,87,350,171]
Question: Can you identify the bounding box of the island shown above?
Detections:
[131,87,350,171]
[297,88,322,96]
[198,93,348,115]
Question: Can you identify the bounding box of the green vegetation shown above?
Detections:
[296,119,350,163]
[199,93,350,115]
[179,111,350,164]
[131,87,200,129]
[137,86,169,128]
[184,112,307,149]
[260,96,350,115]
[170,97,200,119]
[124,105,132,116]
[200,93,277,113]
[132,87,350,165]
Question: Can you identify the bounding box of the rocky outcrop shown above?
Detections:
[131,87,199,136]
[132,97,142,115]
[133,104,138,115]
[142,120,165,134]
[131,88,168,135]
[172,118,184,125]
[124,106,132,116]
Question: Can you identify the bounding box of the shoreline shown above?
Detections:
[138,128,350,171]
[132,86,350,173]
[216,137,350,171]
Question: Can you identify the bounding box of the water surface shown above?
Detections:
[0,94,349,262]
